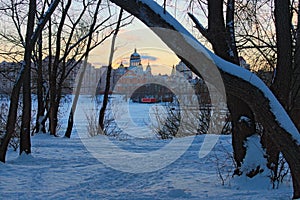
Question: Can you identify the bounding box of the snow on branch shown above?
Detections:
[31,0,60,44]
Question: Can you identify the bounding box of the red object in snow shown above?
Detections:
[141,97,156,103]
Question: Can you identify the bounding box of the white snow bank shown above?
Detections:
[232,135,271,190]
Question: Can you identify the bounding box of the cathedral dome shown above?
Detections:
[130,48,141,67]
[130,48,140,60]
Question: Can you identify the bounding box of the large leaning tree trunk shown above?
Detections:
[109,0,300,198]
[188,0,257,176]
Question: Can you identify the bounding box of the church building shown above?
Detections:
[98,48,154,95]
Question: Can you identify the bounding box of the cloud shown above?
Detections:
[120,54,158,62]
[141,55,158,61]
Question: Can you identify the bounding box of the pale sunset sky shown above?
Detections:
[88,0,208,75]
[88,18,181,75]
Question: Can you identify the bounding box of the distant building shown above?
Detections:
[74,62,101,95]
[98,48,154,95]
[0,57,96,95]
[175,61,193,80]
[98,48,205,103]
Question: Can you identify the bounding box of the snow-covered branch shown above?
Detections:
[31,0,60,44]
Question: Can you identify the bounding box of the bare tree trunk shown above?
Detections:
[290,2,300,130]
[0,68,23,162]
[98,8,123,132]
[34,1,48,134]
[49,0,72,136]
[207,0,231,62]
[35,33,46,134]
[191,0,257,175]
[272,0,293,110]
[225,0,239,64]
[262,0,294,182]
[19,0,36,155]
[227,96,256,174]
[47,12,52,133]
[65,0,103,138]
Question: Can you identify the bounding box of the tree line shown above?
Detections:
[0,0,131,161]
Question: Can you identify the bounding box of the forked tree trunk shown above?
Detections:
[206,0,258,174]
[109,0,300,198]
[190,0,261,176]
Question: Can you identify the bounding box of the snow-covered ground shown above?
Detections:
[0,134,292,199]
[0,96,294,199]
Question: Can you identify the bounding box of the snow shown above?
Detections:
[238,116,252,127]
[232,135,271,190]
[74,96,196,173]
[0,134,293,199]
[0,96,293,199]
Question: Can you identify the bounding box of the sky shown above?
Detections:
[0,0,205,75]
[87,0,209,75]
[88,18,181,75]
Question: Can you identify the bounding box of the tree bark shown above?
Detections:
[0,68,23,162]
[290,2,300,131]
[207,0,228,62]
[99,9,123,132]
[109,0,300,197]
[272,0,293,110]
[35,33,47,134]
[49,0,72,136]
[264,0,294,181]
[19,0,36,155]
